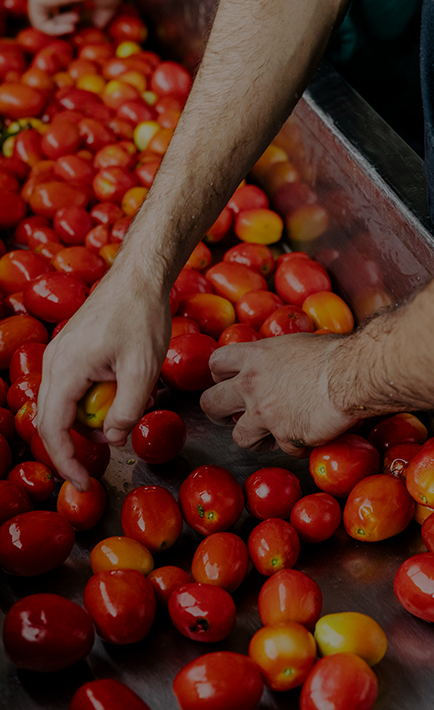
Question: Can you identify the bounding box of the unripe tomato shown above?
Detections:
[121,485,183,553]
[314,612,387,666]
[178,293,236,339]
[91,535,154,575]
[0,479,33,525]
[131,409,187,464]
[191,532,249,592]
[7,461,54,503]
[168,582,236,643]
[249,622,316,691]
[57,478,107,531]
[258,569,322,630]
[299,653,378,710]
[148,565,192,607]
[70,680,152,710]
[76,381,117,429]
[243,466,302,520]
[248,518,300,576]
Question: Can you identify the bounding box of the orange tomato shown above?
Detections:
[250,144,288,182]
[414,502,434,525]
[302,290,354,333]
[76,381,117,429]
[185,241,212,271]
[286,203,329,241]
[249,622,316,691]
[177,293,235,340]
[99,242,121,266]
[206,262,267,303]
[191,532,249,593]
[121,185,148,215]
[90,535,154,575]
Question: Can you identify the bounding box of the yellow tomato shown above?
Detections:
[91,536,154,575]
[76,381,117,429]
[302,291,354,333]
[314,611,387,666]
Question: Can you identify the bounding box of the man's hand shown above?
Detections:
[28,0,120,35]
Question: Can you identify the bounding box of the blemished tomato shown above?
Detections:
[0,250,52,295]
[51,246,107,286]
[168,582,236,643]
[178,464,244,536]
[121,485,183,553]
[7,461,54,503]
[173,651,264,710]
[0,432,12,479]
[260,304,314,337]
[248,518,300,576]
[70,680,152,710]
[258,569,322,630]
[148,565,192,607]
[57,478,107,531]
[218,323,263,345]
[394,552,434,622]
[161,333,218,391]
[191,532,249,592]
[314,612,387,666]
[0,509,74,575]
[206,262,268,303]
[91,535,154,575]
[0,480,33,525]
[369,412,428,454]
[243,466,302,520]
[299,653,378,710]
[30,428,111,480]
[309,433,380,498]
[84,568,156,644]
[178,293,236,339]
[289,492,342,543]
[343,473,414,541]
[249,622,316,691]
[382,443,422,478]
[3,593,94,672]
[235,289,283,331]
[302,291,354,333]
[174,267,214,300]
[131,409,187,464]
[76,381,117,429]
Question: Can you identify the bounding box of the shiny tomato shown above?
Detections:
[121,485,183,553]
[235,290,283,331]
[0,509,74,575]
[70,680,152,710]
[0,250,51,295]
[0,432,12,479]
[0,480,33,525]
[3,593,94,672]
[0,376,7,406]
[178,464,244,536]
[406,438,434,506]
[228,184,269,215]
[191,532,249,592]
[205,205,233,243]
[57,478,107,531]
[54,154,95,184]
[343,473,414,541]
[148,565,192,607]
[235,208,283,245]
[414,502,434,525]
[51,246,107,286]
[223,242,275,277]
[178,293,236,339]
[13,129,44,167]
[30,180,89,218]
[206,262,267,303]
[394,552,434,621]
[7,461,54,503]
[260,304,314,337]
[150,61,191,101]
[173,651,264,710]
[93,165,138,203]
[309,433,380,498]
[76,381,117,429]
[174,267,214,300]
[0,83,46,118]
[314,612,387,666]
[168,582,236,643]
[41,120,81,160]
[84,568,156,644]
[0,406,15,441]
[27,226,60,250]
[243,466,302,520]
[131,409,187,464]
[382,442,422,478]
[274,257,331,306]
[258,569,322,630]
[161,333,218,391]
[91,536,154,576]
[185,240,212,271]
[248,518,300,576]
[78,117,117,152]
[369,412,428,454]
[171,316,200,338]
[30,428,111,479]
[218,323,262,345]
[422,513,434,551]
[15,215,49,247]
[85,224,110,253]
[91,201,123,226]
[5,291,28,316]
[94,142,136,170]
[249,622,316,691]
[299,653,378,710]
[302,291,354,333]
[289,492,342,543]
[15,400,38,443]
[6,371,41,414]
[53,205,94,245]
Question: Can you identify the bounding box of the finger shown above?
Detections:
[71,418,127,446]
[277,439,310,459]
[28,0,80,33]
[200,379,246,425]
[103,360,156,443]
[208,343,248,383]
[232,411,275,451]
[43,12,80,35]
[93,4,118,28]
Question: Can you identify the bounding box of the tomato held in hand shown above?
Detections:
[314,612,387,666]
[76,381,117,429]
[70,680,152,710]
[131,409,187,464]
[7,461,54,503]
[258,569,322,630]
[57,478,107,531]
[0,480,33,525]
[178,464,244,536]
[191,531,249,592]
[248,518,300,576]
[243,466,302,520]
[161,333,218,391]
[369,412,428,453]
[3,593,94,672]
[84,569,156,644]
[121,485,183,553]
[299,653,378,710]
[173,651,264,710]
[289,492,341,543]
[309,433,380,498]
[91,535,154,575]
[249,622,316,691]
[168,582,236,643]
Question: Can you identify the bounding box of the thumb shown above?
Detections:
[103,364,155,444]
[93,0,119,28]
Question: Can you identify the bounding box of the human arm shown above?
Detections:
[27,0,120,35]
[200,278,434,456]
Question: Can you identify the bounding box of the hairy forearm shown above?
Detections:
[121,0,349,286]
[329,279,434,417]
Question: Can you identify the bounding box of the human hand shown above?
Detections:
[200,333,358,457]
[28,0,120,35]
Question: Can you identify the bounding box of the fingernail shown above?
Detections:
[105,428,128,443]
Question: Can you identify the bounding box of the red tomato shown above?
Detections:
[343,473,414,541]
[27,225,60,250]
[85,224,110,253]
[7,461,54,503]
[0,406,16,441]
[14,215,49,247]
[30,181,89,218]
[232,290,282,332]
[274,257,331,306]
[0,40,26,78]
[218,322,262,345]
[3,593,94,672]
[84,568,156,644]
[161,333,218,391]
[248,518,300,576]
[0,376,8,406]
[260,304,314,337]
[406,437,434,506]
[23,272,88,323]
[91,201,123,226]
[243,466,302,520]
[51,246,106,286]
[394,552,434,624]
[184,240,212,271]
[0,83,46,118]
[54,154,96,184]
[382,442,422,478]
[168,582,236,643]
[30,429,111,479]
[228,184,269,215]
[92,165,138,203]
[13,129,44,167]
[191,532,249,592]
[70,680,152,710]
[309,433,380,498]
[57,478,106,531]
[117,98,156,124]
[223,242,275,277]
[174,268,214,300]
[121,485,183,553]
[5,291,28,316]
[131,409,187,464]
[171,316,200,338]
[299,653,378,710]
[369,412,428,454]
[206,262,268,303]
[0,155,29,182]
[173,651,264,710]
[178,293,236,339]
[6,371,41,414]
[422,513,434,551]
[205,205,233,243]
[0,250,51,295]
[249,622,316,691]
[150,61,191,101]
[41,120,81,160]
[258,568,322,629]
[0,190,26,230]
[53,205,94,245]
[0,509,74,575]
[0,480,33,525]
[178,464,244,536]
[290,492,341,543]
[78,117,117,152]
[0,431,12,479]
[148,566,192,607]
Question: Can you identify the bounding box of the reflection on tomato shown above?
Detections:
[54,205,94,245]
[7,461,54,503]
[0,479,33,525]
[260,304,313,337]
[382,442,422,479]
[7,371,41,414]
[70,680,152,710]
[275,257,331,307]
[51,245,107,286]
[206,262,267,303]
[121,485,183,553]
[150,61,191,101]
[148,565,192,607]
[290,492,341,543]
[299,653,378,710]
[258,569,322,630]
[171,316,200,338]
[218,323,262,345]
[249,622,316,691]
[131,409,187,464]
[15,399,38,443]
[0,250,51,295]
[29,180,89,218]
[169,582,236,643]
[91,535,154,575]
[191,532,249,592]
[178,293,236,339]
[394,552,434,622]
[309,433,380,498]
[76,380,117,429]
[314,612,387,666]
[248,518,300,576]
[369,412,427,454]
[243,466,302,520]
[161,333,218,391]
[174,267,214,300]
[57,477,107,531]
[0,82,46,118]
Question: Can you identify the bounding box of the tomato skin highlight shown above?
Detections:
[248,518,300,576]
[0,479,33,526]
[76,380,117,429]
[243,466,302,520]
[7,461,54,503]
[309,433,380,498]
[258,569,322,630]
[405,437,434,506]
[299,653,378,710]
[121,485,183,553]
[314,612,387,666]
[394,552,434,621]
[191,532,249,592]
[70,679,152,710]
[131,409,187,464]
[369,412,427,454]
[57,478,107,531]
[91,535,154,576]
[168,582,236,643]
[161,333,218,391]
[148,565,192,607]
[289,492,341,543]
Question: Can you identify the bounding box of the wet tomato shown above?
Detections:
[57,478,107,531]
[274,257,331,307]
[259,304,313,337]
[121,485,183,553]
[309,433,380,498]
[343,473,414,541]
[15,399,38,443]
[302,291,354,333]
[76,380,117,429]
[249,622,316,691]
[160,333,218,391]
[243,466,302,520]
[70,679,152,710]
[6,371,41,414]
[206,262,268,303]
[0,480,33,525]
[382,443,422,478]
[93,165,138,203]
[84,568,156,644]
[0,509,74,575]
[173,651,264,710]
[369,412,427,453]
[248,518,300,576]
[0,250,51,295]
[299,653,378,710]
[258,568,322,630]
[178,464,244,536]
[168,582,236,643]
[41,120,81,159]
[52,246,107,287]
[236,290,283,331]
[314,612,387,666]
[171,316,200,338]
[148,565,192,607]
[131,409,187,464]
[7,461,54,503]
[91,535,154,575]
[289,492,341,543]
[394,552,434,621]
[0,432,12,478]
[3,593,94,672]
[191,531,249,592]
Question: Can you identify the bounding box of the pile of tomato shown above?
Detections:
[1,3,434,710]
